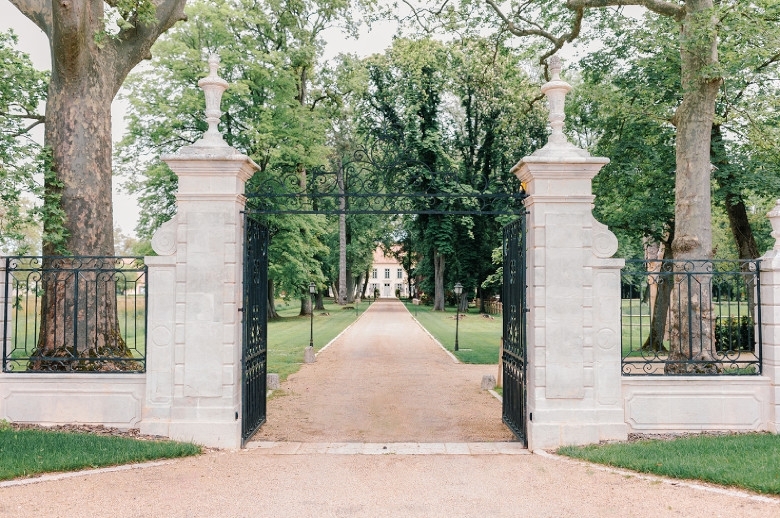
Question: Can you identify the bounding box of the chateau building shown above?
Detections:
[368,246,410,298]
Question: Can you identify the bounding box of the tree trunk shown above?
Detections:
[667,0,722,373]
[458,291,468,313]
[314,292,325,311]
[361,268,370,299]
[33,35,122,370]
[346,268,355,304]
[711,125,759,261]
[12,0,186,371]
[299,295,312,317]
[267,278,280,319]
[433,250,445,311]
[642,232,673,352]
[711,124,759,321]
[354,272,364,303]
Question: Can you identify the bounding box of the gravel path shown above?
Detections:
[1,298,778,517]
[253,298,512,443]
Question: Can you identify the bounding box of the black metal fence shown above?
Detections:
[621,259,761,375]
[2,256,147,373]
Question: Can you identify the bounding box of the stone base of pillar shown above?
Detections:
[167,421,242,450]
[304,346,316,363]
[527,410,628,451]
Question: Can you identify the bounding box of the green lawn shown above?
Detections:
[558,433,780,495]
[0,424,201,481]
[267,299,363,380]
[403,301,502,364]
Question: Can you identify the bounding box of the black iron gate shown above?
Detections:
[241,214,269,446]
[240,148,528,446]
[502,215,528,445]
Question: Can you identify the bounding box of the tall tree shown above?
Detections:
[464,0,779,372]
[9,0,186,369]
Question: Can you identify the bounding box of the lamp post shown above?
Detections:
[454,282,463,352]
[304,282,317,364]
[308,282,316,349]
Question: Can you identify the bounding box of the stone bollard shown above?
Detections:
[267,373,280,390]
[304,345,316,364]
[481,374,496,390]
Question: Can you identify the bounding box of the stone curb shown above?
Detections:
[0,459,176,488]
[245,441,528,455]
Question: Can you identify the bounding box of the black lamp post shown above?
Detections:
[454,282,463,352]
[309,282,316,349]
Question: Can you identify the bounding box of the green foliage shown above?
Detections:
[117,0,370,292]
[36,147,70,255]
[558,433,780,495]
[355,36,542,303]
[0,427,201,481]
[568,6,780,257]
[0,30,48,255]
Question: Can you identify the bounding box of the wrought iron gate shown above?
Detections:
[241,214,269,446]
[502,215,528,445]
[240,148,528,446]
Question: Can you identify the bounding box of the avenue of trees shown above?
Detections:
[1,1,779,369]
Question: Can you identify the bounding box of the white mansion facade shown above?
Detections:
[369,246,410,298]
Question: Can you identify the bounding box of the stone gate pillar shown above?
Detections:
[760,201,780,433]
[511,57,627,450]
[140,55,258,448]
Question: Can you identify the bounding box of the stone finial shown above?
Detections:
[767,200,780,250]
[542,56,569,145]
[191,54,229,149]
[532,56,589,158]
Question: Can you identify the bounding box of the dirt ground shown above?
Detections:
[253,298,514,443]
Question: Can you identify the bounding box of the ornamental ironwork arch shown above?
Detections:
[244,145,527,216]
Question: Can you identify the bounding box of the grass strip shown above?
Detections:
[403,301,502,364]
[0,428,201,481]
[558,433,780,495]
[268,300,362,381]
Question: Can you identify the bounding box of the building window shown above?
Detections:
[397,268,403,279]
[384,268,390,279]
[372,268,377,279]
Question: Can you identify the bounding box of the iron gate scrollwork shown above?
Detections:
[241,214,268,446]
[502,215,528,445]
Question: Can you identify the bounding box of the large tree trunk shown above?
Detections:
[458,291,468,313]
[667,0,722,373]
[299,295,312,317]
[314,292,325,311]
[12,0,186,371]
[433,250,445,311]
